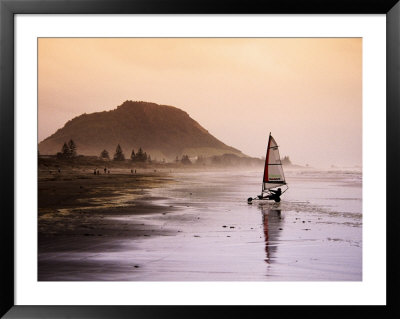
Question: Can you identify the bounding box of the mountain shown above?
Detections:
[38,100,246,161]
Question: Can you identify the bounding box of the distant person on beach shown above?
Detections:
[94,169,96,175]
[104,167,107,174]
[131,169,133,174]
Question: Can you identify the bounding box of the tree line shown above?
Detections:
[100,144,151,163]
[57,140,152,163]
[55,141,288,166]
[57,140,77,159]
[175,155,192,165]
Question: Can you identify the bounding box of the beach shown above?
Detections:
[38,167,362,281]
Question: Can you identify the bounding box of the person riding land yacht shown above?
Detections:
[258,188,282,201]
[269,188,282,200]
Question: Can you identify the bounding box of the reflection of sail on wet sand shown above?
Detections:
[259,204,284,264]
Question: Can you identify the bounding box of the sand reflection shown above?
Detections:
[259,204,284,264]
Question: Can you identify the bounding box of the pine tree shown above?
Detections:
[181,155,192,165]
[61,142,71,158]
[100,149,109,159]
[136,147,146,162]
[68,139,77,157]
[113,144,125,161]
[130,149,136,161]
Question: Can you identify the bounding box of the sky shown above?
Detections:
[38,38,362,168]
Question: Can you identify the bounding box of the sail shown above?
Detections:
[262,134,286,192]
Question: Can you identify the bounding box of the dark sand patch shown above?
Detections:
[38,169,177,280]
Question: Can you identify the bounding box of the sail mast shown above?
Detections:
[261,132,272,194]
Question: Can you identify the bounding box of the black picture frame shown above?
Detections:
[1,0,399,318]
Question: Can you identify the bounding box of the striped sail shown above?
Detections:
[262,133,286,192]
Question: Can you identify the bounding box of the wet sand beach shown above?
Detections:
[38,167,362,281]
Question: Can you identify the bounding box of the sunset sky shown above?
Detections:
[38,38,362,168]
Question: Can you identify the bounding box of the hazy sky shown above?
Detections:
[38,38,362,168]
